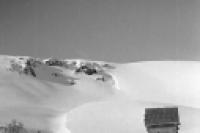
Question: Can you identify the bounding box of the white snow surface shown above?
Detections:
[0,55,199,133]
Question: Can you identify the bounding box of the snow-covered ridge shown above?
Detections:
[4,56,116,87]
[0,55,119,133]
[1,55,200,133]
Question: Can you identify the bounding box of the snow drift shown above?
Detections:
[0,55,199,133]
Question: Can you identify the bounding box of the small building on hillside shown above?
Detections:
[144,107,180,133]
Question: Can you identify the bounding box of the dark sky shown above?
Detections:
[0,0,200,62]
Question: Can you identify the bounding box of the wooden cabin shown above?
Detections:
[144,107,180,133]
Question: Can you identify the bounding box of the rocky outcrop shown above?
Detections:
[9,57,40,78]
[8,56,116,86]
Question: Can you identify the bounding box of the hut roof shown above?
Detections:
[145,107,180,128]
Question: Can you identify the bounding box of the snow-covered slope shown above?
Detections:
[0,55,118,133]
[0,55,199,133]
[114,61,200,108]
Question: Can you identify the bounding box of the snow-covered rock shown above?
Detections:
[7,56,116,87]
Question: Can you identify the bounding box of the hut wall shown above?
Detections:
[147,126,177,133]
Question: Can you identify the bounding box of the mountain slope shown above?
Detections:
[0,55,199,133]
[114,61,200,108]
[0,55,118,133]
[68,61,200,133]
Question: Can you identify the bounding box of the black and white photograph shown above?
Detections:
[0,0,199,133]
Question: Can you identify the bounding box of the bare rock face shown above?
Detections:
[9,57,41,78]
